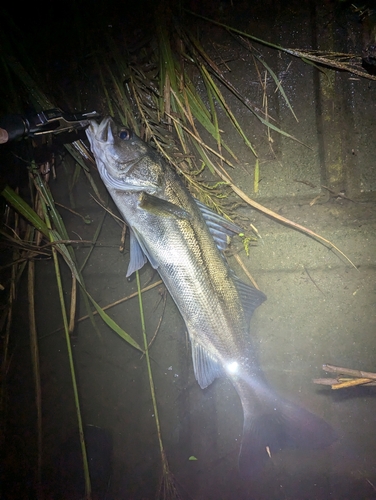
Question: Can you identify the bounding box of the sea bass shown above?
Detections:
[86,117,335,474]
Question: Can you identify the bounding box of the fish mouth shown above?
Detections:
[86,117,148,187]
[87,116,115,144]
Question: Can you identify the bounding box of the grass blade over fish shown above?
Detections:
[86,117,336,474]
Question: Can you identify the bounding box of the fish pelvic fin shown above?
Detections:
[191,340,223,389]
[238,396,337,477]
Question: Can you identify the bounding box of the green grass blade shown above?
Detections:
[1,185,49,237]
[87,291,144,352]
[185,10,293,52]
[253,54,298,122]
[200,64,258,156]
[184,83,238,160]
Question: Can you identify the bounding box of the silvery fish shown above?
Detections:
[86,117,336,474]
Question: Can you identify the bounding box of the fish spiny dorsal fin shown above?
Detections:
[195,198,267,321]
[194,199,242,252]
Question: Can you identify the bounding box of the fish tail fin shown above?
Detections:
[239,397,336,476]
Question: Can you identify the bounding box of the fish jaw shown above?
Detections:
[86,117,113,156]
[86,117,121,182]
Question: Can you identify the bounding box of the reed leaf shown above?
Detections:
[252,53,298,122]
[1,185,49,237]
[186,10,376,81]
[200,64,257,156]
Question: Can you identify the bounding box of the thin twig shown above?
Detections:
[332,378,373,389]
[211,165,358,270]
[323,364,376,380]
[313,364,376,389]
[42,280,163,339]
[148,290,167,349]
[304,266,325,296]
[233,253,261,290]
[28,260,43,494]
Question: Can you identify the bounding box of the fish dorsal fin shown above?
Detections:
[232,274,267,323]
[191,340,223,389]
[126,229,148,277]
[194,199,242,251]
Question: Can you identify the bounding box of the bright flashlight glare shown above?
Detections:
[227,361,238,374]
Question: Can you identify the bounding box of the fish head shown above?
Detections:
[86,117,161,191]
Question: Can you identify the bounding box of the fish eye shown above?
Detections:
[119,129,131,140]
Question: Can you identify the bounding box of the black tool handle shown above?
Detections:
[0,114,31,143]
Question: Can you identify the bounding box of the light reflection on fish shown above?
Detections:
[86,117,336,474]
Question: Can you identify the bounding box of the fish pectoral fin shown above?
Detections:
[191,340,223,389]
[233,274,267,323]
[139,192,190,220]
[126,229,148,277]
[127,227,159,274]
[194,199,242,252]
